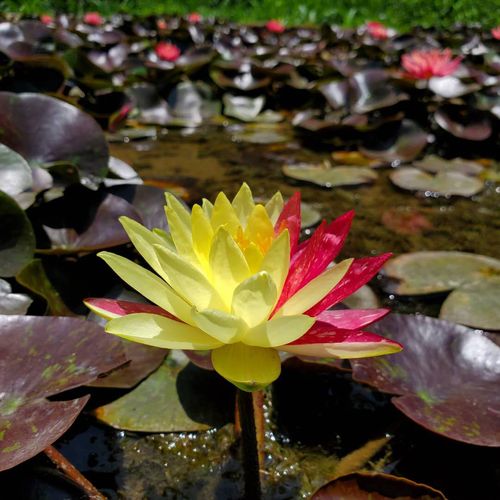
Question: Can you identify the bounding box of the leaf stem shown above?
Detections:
[44,445,106,500]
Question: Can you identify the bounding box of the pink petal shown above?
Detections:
[275,210,354,311]
[275,192,301,256]
[280,322,402,359]
[305,253,392,316]
[84,298,178,320]
[316,308,390,330]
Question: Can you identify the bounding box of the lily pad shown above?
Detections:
[0,191,35,277]
[342,285,380,309]
[0,315,126,471]
[230,123,291,144]
[0,92,109,187]
[300,202,322,228]
[389,167,484,197]
[428,76,480,99]
[413,155,484,176]
[0,143,32,198]
[223,94,265,122]
[312,471,446,499]
[94,354,235,432]
[0,278,32,315]
[434,105,492,141]
[383,251,500,295]
[15,259,74,316]
[283,164,378,188]
[440,278,500,330]
[361,120,428,164]
[351,314,500,446]
[39,192,141,253]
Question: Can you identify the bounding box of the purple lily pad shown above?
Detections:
[361,120,428,164]
[0,143,33,199]
[0,191,35,278]
[428,76,480,98]
[434,105,492,141]
[0,315,126,471]
[351,314,500,446]
[312,471,446,499]
[40,192,141,253]
[0,92,109,187]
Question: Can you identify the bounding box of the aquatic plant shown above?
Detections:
[154,41,181,62]
[86,183,401,391]
[401,48,462,79]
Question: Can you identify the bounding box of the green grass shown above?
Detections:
[2,0,499,29]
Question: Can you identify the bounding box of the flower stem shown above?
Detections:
[44,445,106,500]
[237,389,262,500]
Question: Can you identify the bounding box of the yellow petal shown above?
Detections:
[191,308,247,344]
[245,204,274,253]
[106,313,222,349]
[119,216,169,280]
[154,245,225,310]
[191,204,214,266]
[279,341,402,359]
[165,192,191,228]
[244,243,264,273]
[265,191,284,225]
[98,252,194,325]
[243,314,314,347]
[165,206,198,265]
[276,258,353,316]
[209,228,251,306]
[211,192,241,235]
[152,228,176,250]
[211,343,281,391]
[232,271,277,328]
[260,229,290,294]
[202,198,213,218]
[232,182,255,226]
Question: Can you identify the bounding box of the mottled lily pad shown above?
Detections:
[0,92,109,187]
[413,155,484,175]
[0,191,35,277]
[0,278,32,315]
[351,314,500,446]
[94,353,235,432]
[440,278,500,330]
[383,251,500,295]
[312,471,446,499]
[389,167,484,197]
[0,315,126,471]
[283,164,377,188]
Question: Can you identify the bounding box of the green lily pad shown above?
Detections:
[0,278,32,314]
[301,202,322,228]
[383,251,500,295]
[390,167,484,197]
[16,259,74,316]
[94,353,235,432]
[223,94,265,122]
[413,155,484,175]
[283,164,378,188]
[230,123,291,143]
[342,285,380,309]
[440,278,500,330]
[312,471,446,499]
[0,315,126,471]
[0,191,35,278]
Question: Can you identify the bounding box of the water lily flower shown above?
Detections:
[156,19,167,31]
[492,26,500,40]
[401,48,462,79]
[85,184,401,391]
[188,12,202,23]
[40,14,53,25]
[366,21,389,40]
[266,20,285,33]
[154,42,181,62]
[84,12,104,26]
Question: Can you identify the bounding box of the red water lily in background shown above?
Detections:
[156,19,167,30]
[40,14,53,25]
[266,19,285,33]
[401,48,462,79]
[188,12,202,23]
[83,12,104,26]
[366,21,389,40]
[492,26,500,40]
[155,42,181,62]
